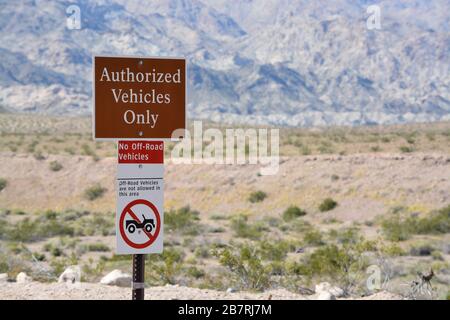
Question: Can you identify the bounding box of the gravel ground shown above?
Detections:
[0,282,403,300]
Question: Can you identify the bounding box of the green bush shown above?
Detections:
[248,191,267,203]
[213,245,271,291]
[165,206,201,235]
[0,178,7,191]
[84,184,106,201]
[381,216,411,241]
[230,215,263,240]
[49,160,63,172]
[258,240,296,261]
[282,206,306,221]
[399,146,414,153]
[296,241,375,292]
[6,218,39,242]
[333,227,361,245]
[303,230,324,246]
[146,248,184,285]
[33,151,46,160]
[4,210,78,242]
[380,243,405,257]
[85,243,110,252]
[186,266,205,279]
[319,198,338,212]
[194,246,210,259]
[81,258,105,281]
[51,246,63,257]
[381,205,450,241]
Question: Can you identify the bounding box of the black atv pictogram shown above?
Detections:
[126,215,155,234]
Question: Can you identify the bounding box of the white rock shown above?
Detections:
[316,291,336,300]
[0,273,8,282]
[16,272,32,283]
[100,269,131,287]
[58,266,81,284]
[315,282,344,298]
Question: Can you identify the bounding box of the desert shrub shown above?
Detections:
[0,220,7,239]
[319,198,338,212]
[409,243,434,256]
[72,211,114,237]
[84,184,106,201]
[230,215,264,240]
[213,245,271,291]
[289,219,312,233]
[6,218,39,242]
[186,266,205,279]
[381,206,450,241]
[146,248,184,285]
[258,240,296,261]
[81,143,94,156]
[64,147,75,155]
[209,226,225,233]
[36,214,75,239]
[0,255,9,273]
[0,248,31,277]
[431,250,443,261]
[49,160,63,172]
[282,206,306,221]
[380,243,405,257]
[49,253,78,277]
[301,146,311,155]
[81,144,100,161]
[381,216,411,241]
[303,229,325,246]
[296,241,376,293]
[399,146,414,153]
[194,246,210,259]
[4,210,78,242]
[333,227,361,245]
[50,246,63,257]
[413,206,450,234]
[33,151,46,160]
[248,191,267,203]
[210,214,229,220]
[0,178,7,191]
[165,206,201,235]
[85,243,110,252]
[81,258,105,281]
[370,146,381,152]
[331,174,340,181]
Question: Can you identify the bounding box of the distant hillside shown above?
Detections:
[0,0,448,126]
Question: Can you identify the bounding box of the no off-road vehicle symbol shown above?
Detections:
[119,199,161,249]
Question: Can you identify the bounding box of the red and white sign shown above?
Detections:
[116,141,164,254]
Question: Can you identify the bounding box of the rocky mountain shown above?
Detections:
[0,0,448,126]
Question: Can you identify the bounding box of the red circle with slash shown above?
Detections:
[119,199,161,249]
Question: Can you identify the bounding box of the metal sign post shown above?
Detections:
[132,254,145,300]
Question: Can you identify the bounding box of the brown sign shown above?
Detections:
[93,56,186,140]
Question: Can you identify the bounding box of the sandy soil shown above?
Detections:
[1,152,449,222]
[0,282,403,300]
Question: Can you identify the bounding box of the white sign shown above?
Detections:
[116,141,164,254]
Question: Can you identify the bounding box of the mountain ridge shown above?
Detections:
[0,0,448,126]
